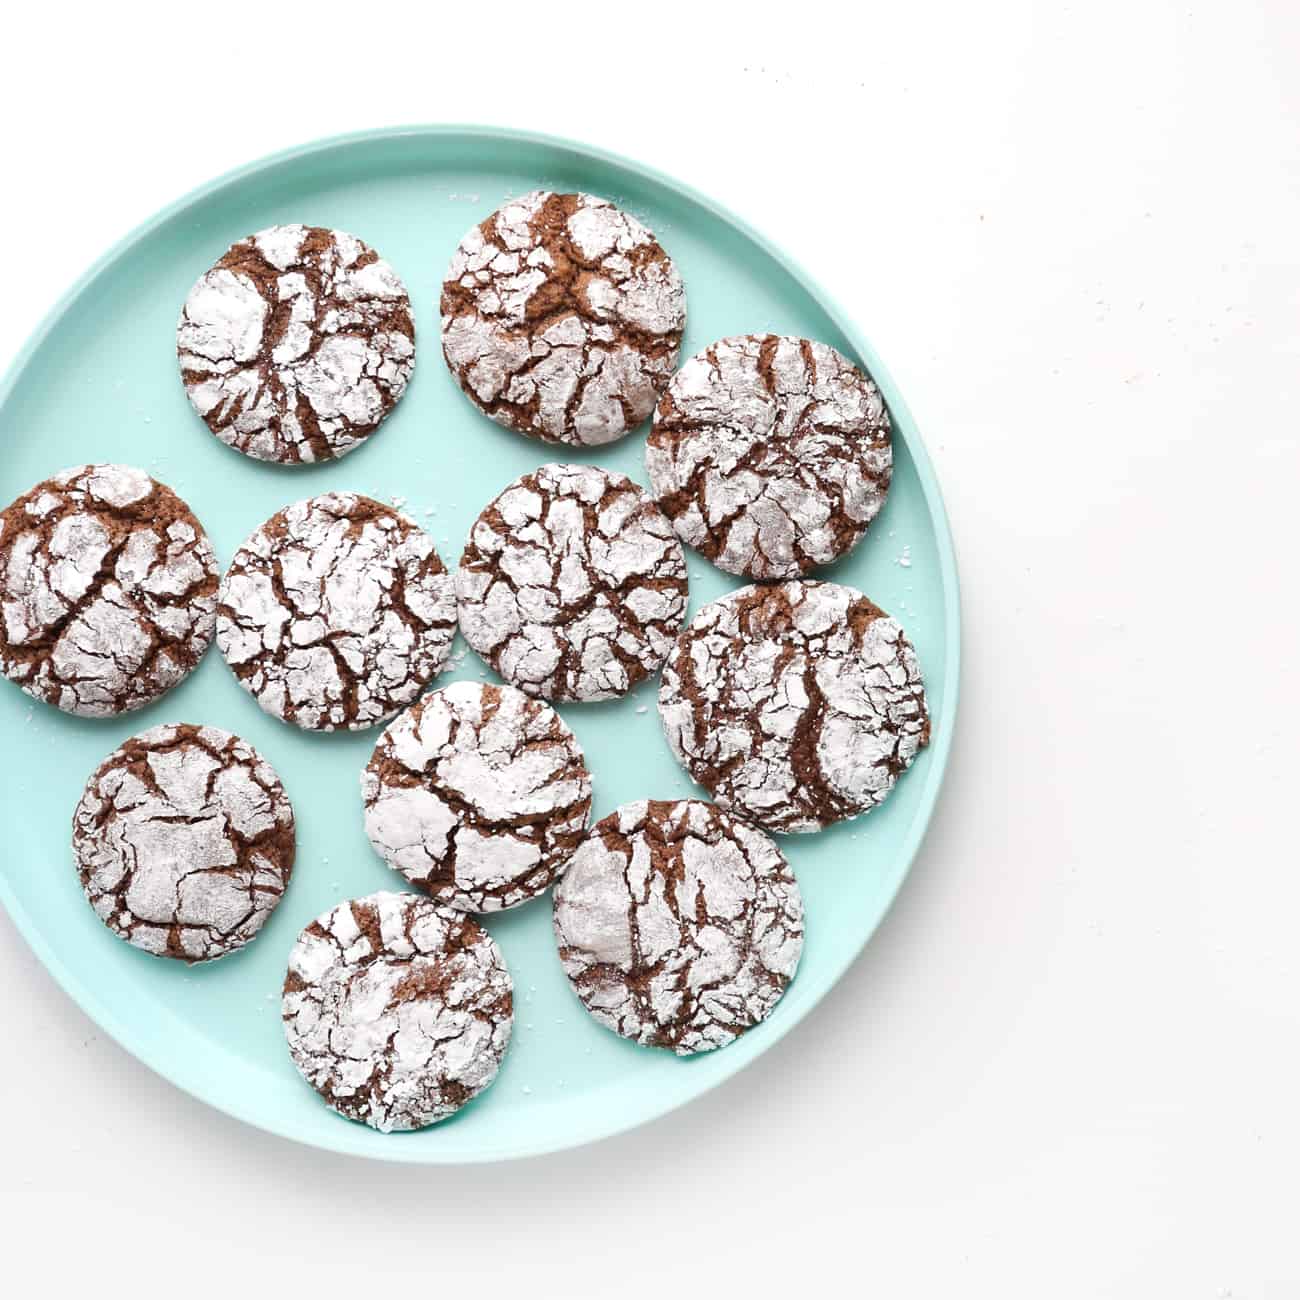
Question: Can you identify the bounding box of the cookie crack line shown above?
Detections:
[658,580,931,832]
[441,191,686,447]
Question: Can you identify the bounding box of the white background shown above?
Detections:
[1,2,1297,1295]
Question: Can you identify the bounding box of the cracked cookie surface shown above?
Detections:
[659,580,930,832]
[0,464,218,716]
[178,224,414,464]
[217,493,456,731]
[441,191,685,446]
[363,681,592,912]
[457,463,688,702]
[72,723,294,961]
[553,799,803,1055]
[282,891,512,1132]
[646,334,892,579]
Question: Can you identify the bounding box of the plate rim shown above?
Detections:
[0,123,962,1164]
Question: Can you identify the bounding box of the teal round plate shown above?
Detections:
[0,126,959,1162]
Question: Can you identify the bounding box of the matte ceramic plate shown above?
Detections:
[0,126,959,1162]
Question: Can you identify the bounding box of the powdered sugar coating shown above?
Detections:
[72,724,295,961]
[178,225,414,464]
[658,580,930,832]
[282,891,512,1132]
[646,335,892,579]
[217,493,456,731]
[441,191,685,446]
[362,681,592,912]
[456,463,688,702]
[553,799,803,1055]
[0,464,217,716]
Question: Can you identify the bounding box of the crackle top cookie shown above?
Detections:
[363,681,592,912]
[646,335,892,579]
[178,225,414,464]
[456,463,688,702]
[217,493,456,731]
[658,580,930,832]
[72,724,295,961]
[553,799,804,1055]
[441,191,685,447]
[282,892,513,1132]
[0,464,218,717]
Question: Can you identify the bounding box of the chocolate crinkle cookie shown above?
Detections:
[658,580,930,832]
[282,892,513,1132]
[217,493,456,731]
[553,799,804,1055]
[362,681,592,912]
[72,724,295,961]
[441,191,685,446]
[0,464,218,716]
[178,225,414,464]
[646,334,892,579]
[456,463,688,702]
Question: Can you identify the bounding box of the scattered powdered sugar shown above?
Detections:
[456,463,688,702]
[178,225,414,464]
[658,580,930,832]
[0,464,217,716]
[646,335,892,579]
[553,799,803,1055]
[217,493,456,730]
[72,724,295,961]
[361,680,592,912]
[282,892,512,1132]
[441,191,685,446]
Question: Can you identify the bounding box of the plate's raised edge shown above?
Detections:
[0,123,961,1165]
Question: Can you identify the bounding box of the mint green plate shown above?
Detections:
[0,126,959,1162]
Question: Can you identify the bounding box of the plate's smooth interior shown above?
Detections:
[0,127,958,1162]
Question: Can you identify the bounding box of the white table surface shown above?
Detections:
[2,3,1296,1295]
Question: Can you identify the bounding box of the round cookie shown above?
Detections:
[658,580,930,832]
[553,799,803,1055]
[440,191,685,446]
[282,891,513,1132]
[72,724,295,962]
[0,464,218,717]
[178,224,414,464]
[362,681,592,912]
[456,463,688,702]
[217,493,456,731]
[646,334,892,579]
